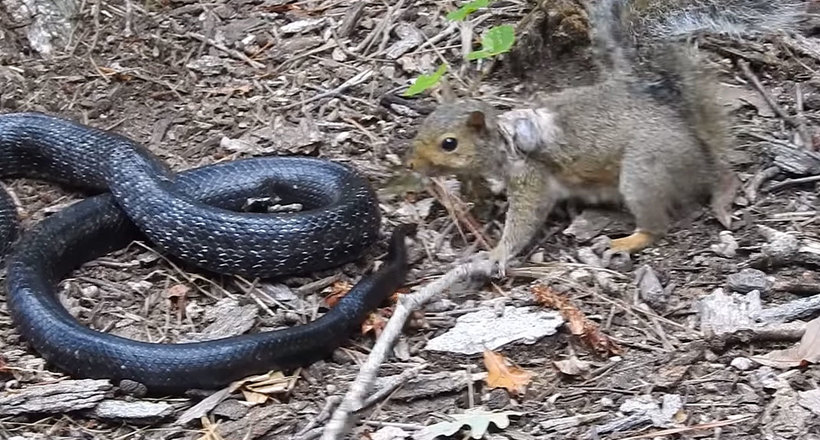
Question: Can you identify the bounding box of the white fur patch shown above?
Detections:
[497,108,562,157]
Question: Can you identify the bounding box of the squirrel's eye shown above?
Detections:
[440,137,458,152]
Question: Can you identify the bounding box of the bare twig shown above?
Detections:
[620,414,755,440]
[745,165,780,202]
[359,363,427,409]
[320,259,493,440]
[272,69,374,111]
[766,174,820,192]
[738,60,812,149]
[427,178,492,251]
[123,0,133,37]
[185,32,266,69]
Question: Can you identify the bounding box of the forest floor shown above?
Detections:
[1,1,820,439]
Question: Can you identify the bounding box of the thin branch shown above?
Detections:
[738,60,813,149]
[320,259,493,440]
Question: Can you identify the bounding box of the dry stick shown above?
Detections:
[186,32,266,69]
[745,165,780,202]
[738,60,813,149]
[272,69,374,111]
[427,178,492,250]
[123,0,133,37]
[375,0,407,54]
[766,174,820,192]
[320,259,494,440]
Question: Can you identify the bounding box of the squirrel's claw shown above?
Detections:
[488,246,510,278]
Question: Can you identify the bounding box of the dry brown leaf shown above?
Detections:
[391,286,411,303]
[361,312,388,337]
[324,280,353,307]
[167,284,191,320]
[483,350,533,395]
[532,284,622,356]
[167,283,191,300]
[197,415,226,440]
[236,370,298,405]
[751,316,820,369]
[242,390,269,404]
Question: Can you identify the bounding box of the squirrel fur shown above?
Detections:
[406,0,811,267]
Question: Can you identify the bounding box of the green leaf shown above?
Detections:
[446,0,491,21]
[466,24,516,60]
[403,64,448,97]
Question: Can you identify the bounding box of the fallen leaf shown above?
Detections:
[413,409,522,440]
[325,281,353,307]
[361,312,388,337]
[238,370,297,404]
[391,286,411,303]
[483,350,533,395]
[751,315,820,368]
[242,390,269,405]
[167,284,190,301]
[532,284,622,355]
[167,284,191,320]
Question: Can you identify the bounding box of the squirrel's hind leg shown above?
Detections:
[710,171,740,229]
[610,231,656,253]
[611,158,674,254]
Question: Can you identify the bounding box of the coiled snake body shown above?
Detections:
[0,113,408,394]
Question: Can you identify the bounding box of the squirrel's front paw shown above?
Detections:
[488,247,510,278]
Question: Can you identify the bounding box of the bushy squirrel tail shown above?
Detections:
[587,0,811,75]
[659,45,731,155]
[626,0,810,41]
[588,0,811,153]
[587,0,634,76]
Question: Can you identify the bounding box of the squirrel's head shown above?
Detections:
[406,100,498,176]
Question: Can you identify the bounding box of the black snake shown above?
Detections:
[0,113,409,394]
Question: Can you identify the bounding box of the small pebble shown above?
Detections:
[730,357,755,371]
[118,379,147,398]
[727,268,774,294]
[213,399,249,420]
[569,269,593,284]
[485,388,511,410]
[711,230,738,258]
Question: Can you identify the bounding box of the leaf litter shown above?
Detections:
[1,0,820,439]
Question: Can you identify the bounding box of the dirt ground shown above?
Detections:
[1,0,820,439]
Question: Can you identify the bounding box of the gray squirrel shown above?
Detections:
[406,0,812,270]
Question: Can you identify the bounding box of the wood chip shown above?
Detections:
[90,399,174,421]
[0,379,112,416]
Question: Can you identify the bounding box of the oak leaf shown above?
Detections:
[483,350,532,395]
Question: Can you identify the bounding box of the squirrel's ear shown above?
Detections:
[466,111,486,131]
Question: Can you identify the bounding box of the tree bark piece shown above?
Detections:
[0,379,112,416]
